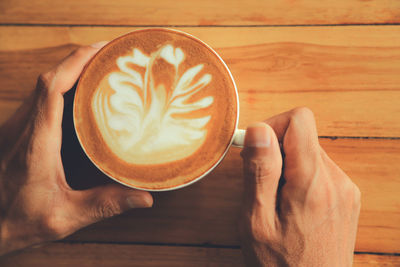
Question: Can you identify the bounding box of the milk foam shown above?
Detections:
[92,45,214,164]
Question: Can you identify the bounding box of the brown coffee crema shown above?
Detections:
[74,29,237,190]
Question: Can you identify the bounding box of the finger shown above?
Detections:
[1,42,107,146]
[69,183,153,228]
[241,122,282,223]
[264,107,318,144]
[37,42,108,131]
[264,107,321,188]
[39,41,108,94]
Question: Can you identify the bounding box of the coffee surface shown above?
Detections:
[74,29,237,190]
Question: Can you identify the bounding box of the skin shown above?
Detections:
[239,110,361,267]
[0,43,153,256]
[0,45,360,265]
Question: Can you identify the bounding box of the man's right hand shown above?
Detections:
[239,107,361,267]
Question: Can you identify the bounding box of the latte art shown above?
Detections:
[92,44,214,164]
[74,29,238,190]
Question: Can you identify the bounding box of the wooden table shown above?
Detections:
[0,0,400,266]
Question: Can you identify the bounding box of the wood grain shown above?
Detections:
[0,0,399,26]
[3,26,400,51]
[1,26,400,136]
[0,0,399,264]
[58,139,400,253]
[0,243,399,267]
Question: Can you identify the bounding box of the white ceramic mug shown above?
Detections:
[74,28,246,191]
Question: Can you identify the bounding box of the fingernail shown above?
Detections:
[90,41,108,49]
[245,122,271,148]
[126,195,152,209]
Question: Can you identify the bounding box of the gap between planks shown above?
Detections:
[54,240,400,257]
[0,23,400,28]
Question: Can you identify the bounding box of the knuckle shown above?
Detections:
[74,45,94,57]
[95,200,122,219]
[343,179,354,193]
[342,178,356,196]
[351,183,361,209]
[37,70,56,91]
[353,190,361,211]
[339,177,361,210]
[245,158,281,183]
[290,107,315,121]
[354,185,361,203]
[41,214,65,240]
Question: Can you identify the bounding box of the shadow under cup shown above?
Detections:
[73,28,240,191]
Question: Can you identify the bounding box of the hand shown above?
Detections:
[239,108,361,267]
[0,43,153,256]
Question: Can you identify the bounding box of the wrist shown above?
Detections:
[0,220,12,256]
[0,219,42,256]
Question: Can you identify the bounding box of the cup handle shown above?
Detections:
[232,129,246,148]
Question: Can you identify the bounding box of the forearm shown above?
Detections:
[0,218,47,256]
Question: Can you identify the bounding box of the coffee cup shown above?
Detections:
[74,28,246,191]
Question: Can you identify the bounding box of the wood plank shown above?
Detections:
[1,26,400,137]
[59,138,400,253]
[0,0,399,25]
[0,243,399,267]
[3,26,400,51]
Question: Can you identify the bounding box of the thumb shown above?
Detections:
[37,41,108,131]
[70,183,153,227]
[41,41,109,94]
[240,122,283,221]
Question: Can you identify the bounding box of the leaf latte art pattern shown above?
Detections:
[92,45,214,164]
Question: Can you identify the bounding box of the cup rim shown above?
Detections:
[73,28,240,192]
